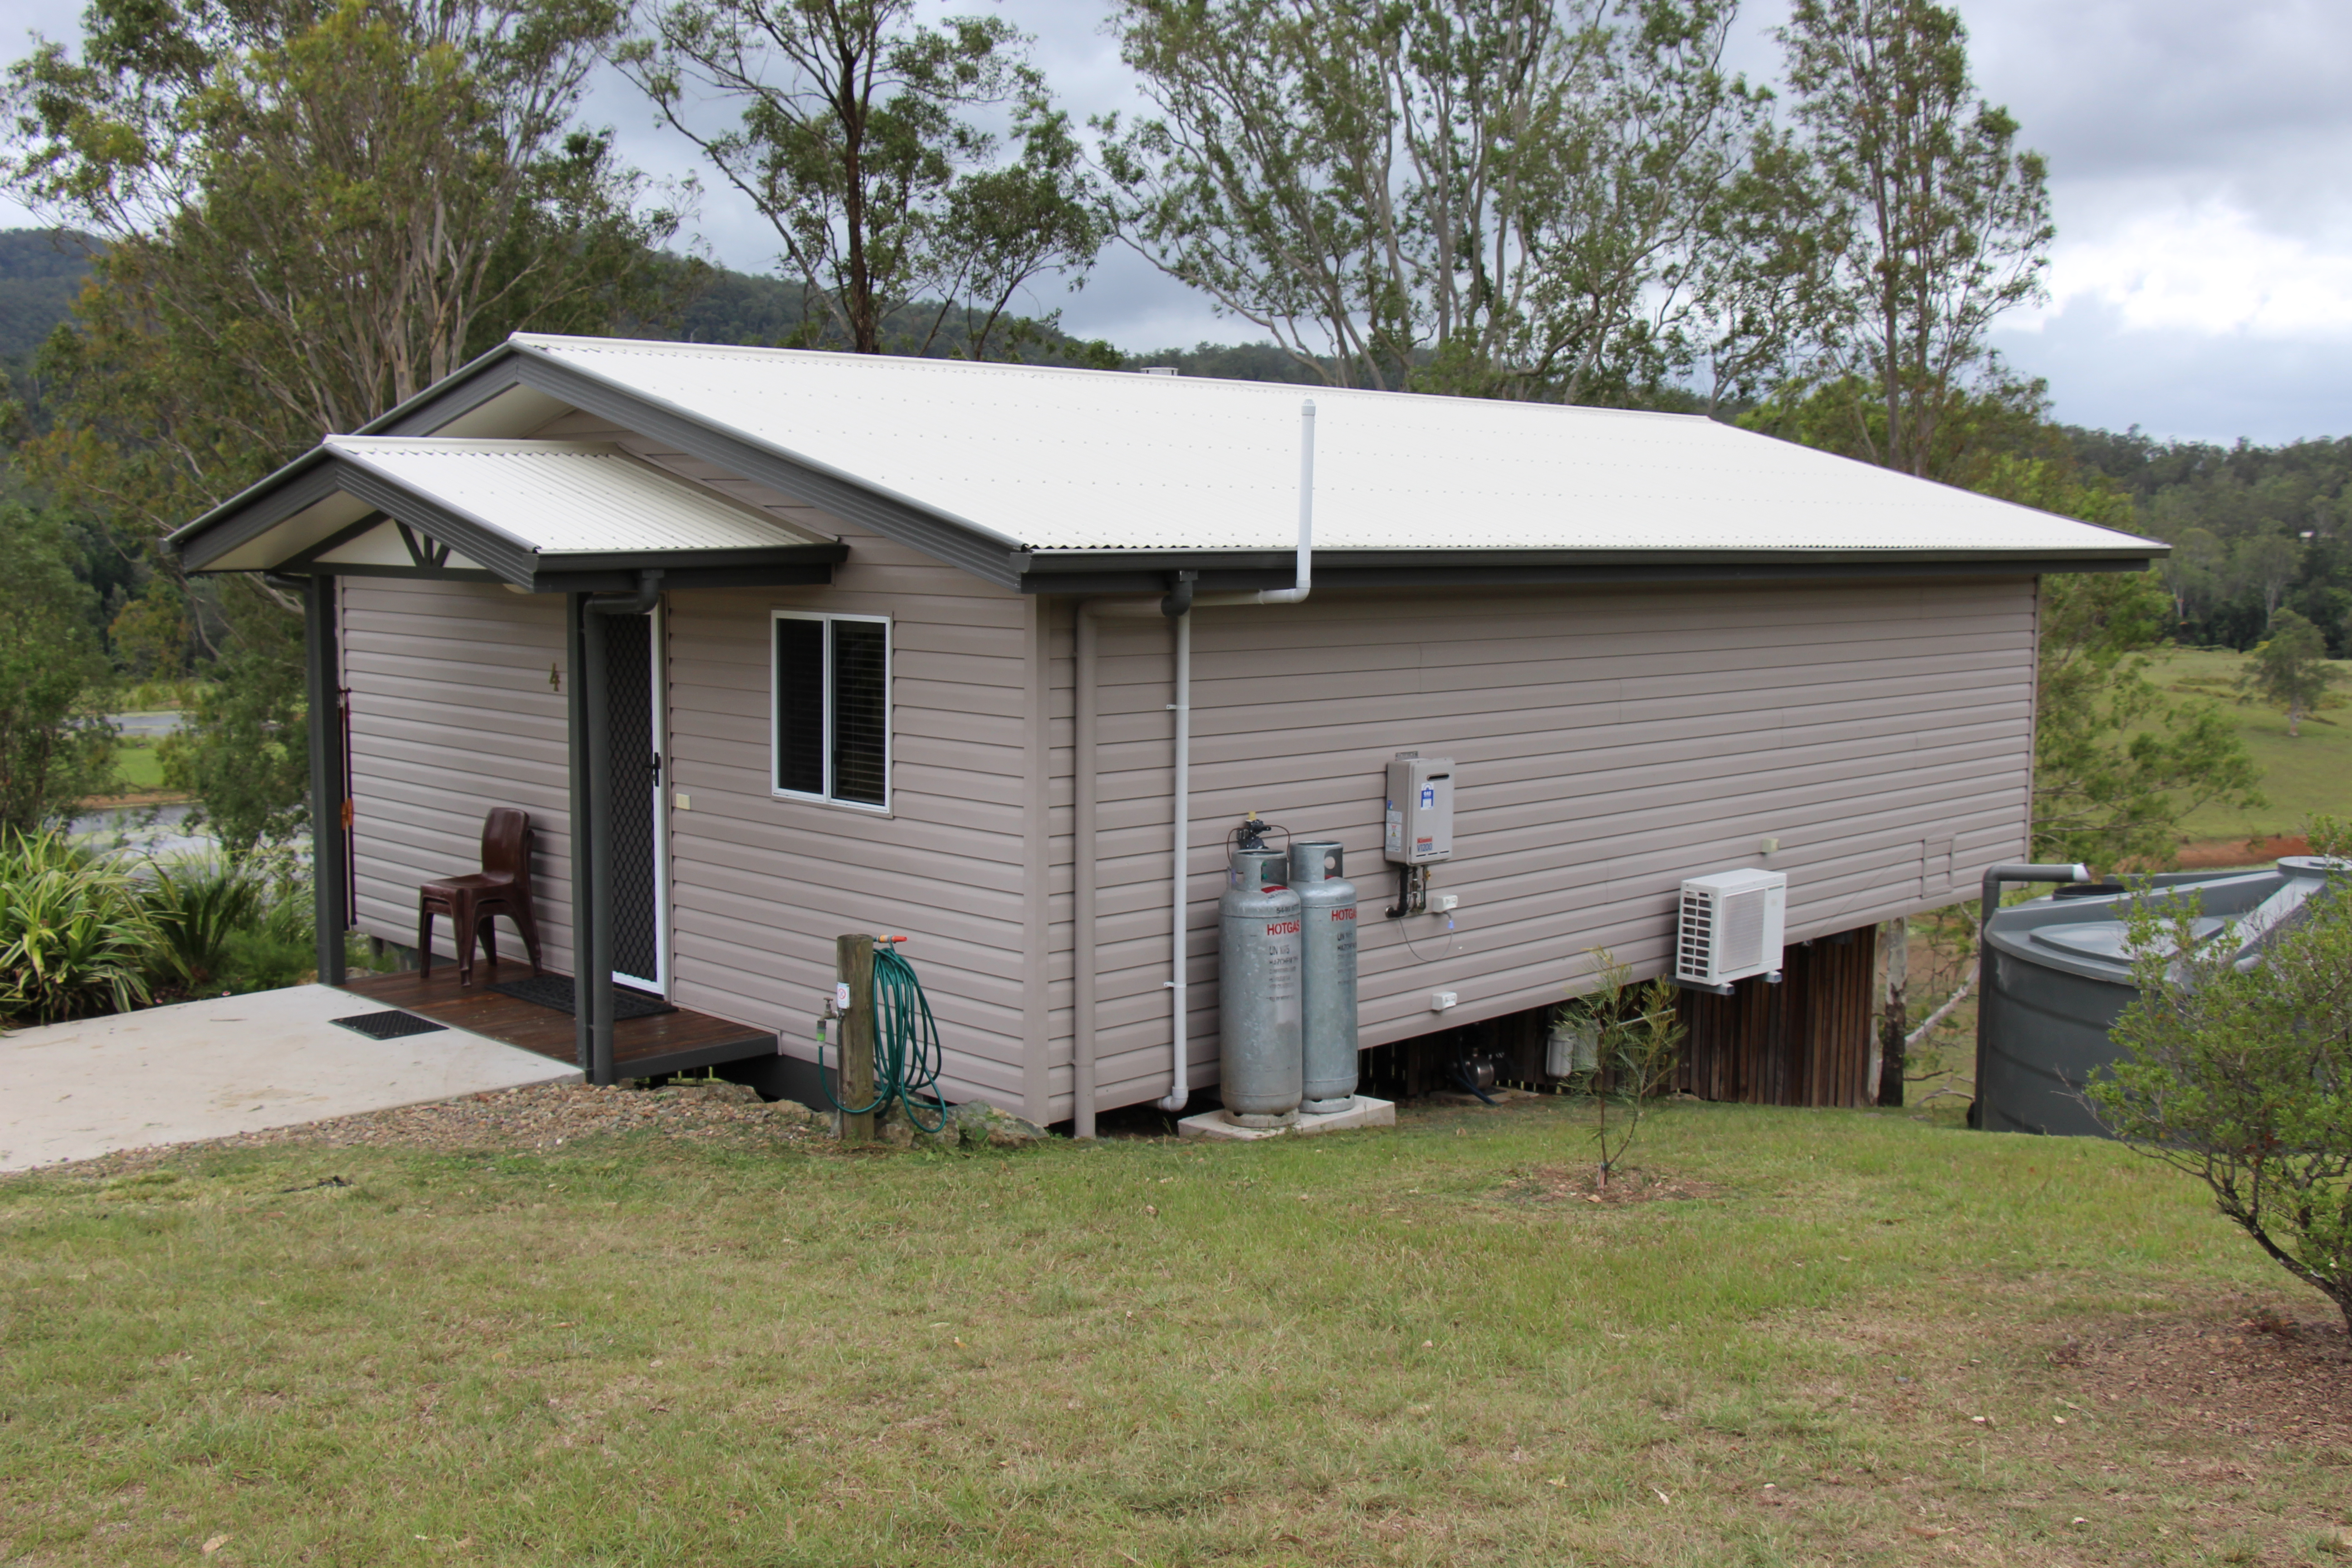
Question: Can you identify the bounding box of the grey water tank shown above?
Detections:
[1218,846,1304,1125]
[1289,840,1358,1115]
[1978,856,2347,1137]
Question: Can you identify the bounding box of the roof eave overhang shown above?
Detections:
[169,445,849,591]
[1013,545,2164,596]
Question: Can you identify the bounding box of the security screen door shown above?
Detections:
[603,607,666,994]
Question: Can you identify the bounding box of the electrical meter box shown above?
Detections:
[1383,754,1455,865]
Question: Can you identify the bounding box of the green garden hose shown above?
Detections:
[821,940,951,1134]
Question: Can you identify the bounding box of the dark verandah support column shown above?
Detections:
[581,601,614,1086]
[565,592,593,1075]
[301,573,348,985]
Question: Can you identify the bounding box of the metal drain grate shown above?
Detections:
[331,1010,447,1040]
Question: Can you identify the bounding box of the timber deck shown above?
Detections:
[338,964,776,1080]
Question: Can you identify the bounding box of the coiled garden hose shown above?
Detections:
[820,941,951,1133]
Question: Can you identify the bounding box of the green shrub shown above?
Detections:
[144,859,269,990]
[2088,816,2352,1334]
[220,874,313,992]
[0,831,158,1022]
[144,858,314,994]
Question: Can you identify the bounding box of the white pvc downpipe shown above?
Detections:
[1073,400,1318,1127]
[1157,400,1317,1113]
[1159,607,1193,1111]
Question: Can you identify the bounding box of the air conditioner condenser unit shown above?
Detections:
[1675,868,1788,988]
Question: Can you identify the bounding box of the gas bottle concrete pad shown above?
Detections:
[1178,1096,1396,1142]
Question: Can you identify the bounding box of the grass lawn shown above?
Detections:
[3,1097,2346,1565]
[111,737,167,794]
[2146,647,2352,843]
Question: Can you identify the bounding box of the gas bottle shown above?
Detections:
[1288,840,1358,1113]
[1217,844,1303,1124]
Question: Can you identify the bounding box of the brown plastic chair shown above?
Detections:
[418,808,544,987]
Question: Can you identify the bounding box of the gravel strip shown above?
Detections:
[7,1081,836,1181]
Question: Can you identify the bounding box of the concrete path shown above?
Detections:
[0,984,579,1173]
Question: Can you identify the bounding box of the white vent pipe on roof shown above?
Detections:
[1071,403,1316,1134]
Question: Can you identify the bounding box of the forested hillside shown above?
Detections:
[2065,426,2352,653]
[0,229,93,363]
[0,234,1291,382]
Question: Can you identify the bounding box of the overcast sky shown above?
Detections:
[7,0,2347,444]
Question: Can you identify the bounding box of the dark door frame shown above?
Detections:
[575,571,665,1083]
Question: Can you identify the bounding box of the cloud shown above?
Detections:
[2020,204,2352,339]
[1993,294,2352,446]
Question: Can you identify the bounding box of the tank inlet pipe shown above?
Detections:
[1073,400,1318,1127]
[1968,861,2089,1130]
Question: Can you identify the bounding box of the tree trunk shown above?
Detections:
[1876,915,1909,1107]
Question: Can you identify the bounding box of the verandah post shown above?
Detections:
[297,571,348,986]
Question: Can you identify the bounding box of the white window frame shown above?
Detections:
[770,609,892,813]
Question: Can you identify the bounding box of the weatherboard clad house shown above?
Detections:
[166,335,2165,1129]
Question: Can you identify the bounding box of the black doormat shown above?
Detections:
[331,1009,447,1040]
[489,974,676,1020]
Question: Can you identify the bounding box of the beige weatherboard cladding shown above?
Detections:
[1042,578,2033,1119]
[338,521,2031,1124]
[343,577,574,973]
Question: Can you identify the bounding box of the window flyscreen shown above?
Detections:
[774,613,889,808]
[830,619,888,806]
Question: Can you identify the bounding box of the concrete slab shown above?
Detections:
[0,984,579,1173]
[1178,1096,1397,1142]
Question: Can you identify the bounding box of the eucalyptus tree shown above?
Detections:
[3,0,679,855]
[2239,609,2343,740]
[1776,0,2052,476]
[3,0,679,537]
[1102,0,1768,402]
[616,0,1105,358]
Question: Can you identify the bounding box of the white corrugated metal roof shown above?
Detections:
[324,436,831,556]
[512,335,2159,558]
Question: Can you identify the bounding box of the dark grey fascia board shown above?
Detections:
[532,563,837,593]
[1022,554,2154,596]
[530,542,848,576]
[505,350,1033,589]
[170,450,345,568]
[297,563,507,584]
[1018,543,2164,578]
[273,562,837,592]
